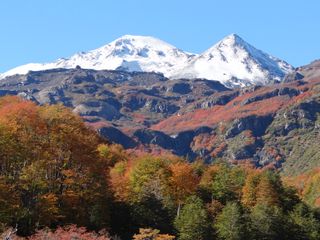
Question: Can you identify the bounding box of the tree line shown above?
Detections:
[0,96,319,239]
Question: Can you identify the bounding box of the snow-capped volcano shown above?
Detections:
[0,35,196,79]
[172,34,294,87]
[0,34,293,87]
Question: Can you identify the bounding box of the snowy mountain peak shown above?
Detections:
[1,35,195,79]
[218,33,244,45]
[207,34,261,57]
[1,34,293,88]
[101,35,193,62]
[173,34,294,87]
[99,35,177,58]
[111,34,177,49]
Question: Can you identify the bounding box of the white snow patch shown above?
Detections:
[1,34,293,88]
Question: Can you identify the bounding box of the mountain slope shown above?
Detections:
[1,34,293,87]
[150,60,320,174]
[0,60,319,175]
[0,35,196,79]
[173,34,294,87]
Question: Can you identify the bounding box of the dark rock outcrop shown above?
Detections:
[225,115,274,138]
[133,129,174,149]
[283,72,304,83]
[241,87,300,105]
[99,127,137,148]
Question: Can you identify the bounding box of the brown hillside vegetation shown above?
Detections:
[152,78,318,134]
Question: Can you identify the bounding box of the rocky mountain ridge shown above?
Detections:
[1,34,293,87]
[0,60,319,175]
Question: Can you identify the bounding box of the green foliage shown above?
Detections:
[174,196,210,240]
[200,164,246,204]
[303,172,320,207]
[129,156,169,203]
[97,143,126,166]
[214,202,246,240]
[249,204,293,240]
[290,203,320,240]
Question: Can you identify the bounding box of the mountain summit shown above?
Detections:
[0,34,293,87]
[172,34,294,87]
[0,35,195,79]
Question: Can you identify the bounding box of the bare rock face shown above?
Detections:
[225,115,274,138]
[73,102,122,121]
[283,72,304,83]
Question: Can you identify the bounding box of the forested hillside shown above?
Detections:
[0,96,319,239]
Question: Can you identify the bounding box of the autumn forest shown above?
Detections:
[0,96,318,239]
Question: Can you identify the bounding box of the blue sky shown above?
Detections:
[1,0,319,72]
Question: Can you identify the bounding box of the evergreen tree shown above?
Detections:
[214,202,246,240]
[201,164,245,204]
[174,196,210,240]
[290,203,320,240]
[249,204,290,240]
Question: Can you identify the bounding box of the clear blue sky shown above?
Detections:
[1,0,319,72]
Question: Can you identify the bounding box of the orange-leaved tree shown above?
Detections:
[168,162,199,217]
